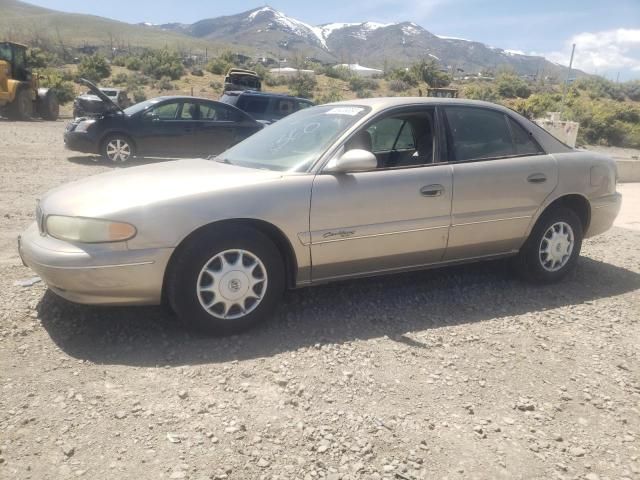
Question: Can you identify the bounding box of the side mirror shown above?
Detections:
[143,111,159,121]
[324,149,377,173]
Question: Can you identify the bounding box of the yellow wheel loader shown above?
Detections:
[0,41,59,121]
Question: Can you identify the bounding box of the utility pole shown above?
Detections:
[560,43,576,120]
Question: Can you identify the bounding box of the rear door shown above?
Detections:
[443,106,558,260]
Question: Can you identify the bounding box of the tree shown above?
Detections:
[494,72,531,98]
[140,49,184,80]
[411,59,451,88]
[77,54,111,83]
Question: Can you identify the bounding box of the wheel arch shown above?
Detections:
[161,218,299,306]
[529,193,591,238]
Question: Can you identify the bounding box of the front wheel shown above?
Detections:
[513,206,583,283]
[101,135,135,163]
[168,226,285,335]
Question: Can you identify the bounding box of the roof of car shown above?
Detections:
[223,90,312,102]
[326,97,515,114]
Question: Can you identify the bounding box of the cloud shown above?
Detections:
[546,28,640,75]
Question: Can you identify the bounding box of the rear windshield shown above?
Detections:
[219,94,239,106]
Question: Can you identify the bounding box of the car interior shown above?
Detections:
[345,111,435,168]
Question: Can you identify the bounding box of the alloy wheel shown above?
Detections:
[106,138,131,162]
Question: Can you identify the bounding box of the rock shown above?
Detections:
[178,390,188,399]
[257,458,270,468]
[166,433,182,444]
[569,446,586,457]
[62,445,75,457]
[114,411,127,419]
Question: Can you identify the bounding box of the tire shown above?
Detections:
[513,206,583,283]
[168,225,285,335]
[7,88,33,120]
[101,134,135,163]
[38,91,59,120]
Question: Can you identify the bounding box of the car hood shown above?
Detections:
[78,78,121,112]
[41,159,284,218]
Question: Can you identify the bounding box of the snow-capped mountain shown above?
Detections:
[159,6,570,77]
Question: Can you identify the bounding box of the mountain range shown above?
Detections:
[0,0,574,78]
[156,6,571,77]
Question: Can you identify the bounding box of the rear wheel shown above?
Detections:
[7,88,33,120]
[38,91,59,120]
[168,225,285,335]
[101,135,134,163]
[513,207,583,283]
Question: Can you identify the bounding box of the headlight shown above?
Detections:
[46,216,137,243]
[75,119,96,133]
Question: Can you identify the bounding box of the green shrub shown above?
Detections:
[349,76,379,92]
[209,80,223,91]
[191,68,204,76]
[124,56,142,71]
[495,72,531,98]
[140,49,184,80]
[130,88,147,103]
[206,58,232,75]
[265,75,287,87]
[287,73,317,99]
[387,68,419,87]
[28,47,60,69]
[38,69,76,104]
[388,79,410,92]
[111,56,126,67]
[77,54,111,83]
[315,83,343,104]
[155,76,174,90]
[112,72,129,85]
[324,65,352,81]
[462,83,500,102]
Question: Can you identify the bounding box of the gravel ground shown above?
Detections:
[1,120,639,480]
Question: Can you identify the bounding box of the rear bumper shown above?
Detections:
[585,192,622,238]
[18,222,173,305]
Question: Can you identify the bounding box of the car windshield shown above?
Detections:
[218,105,370,172]
[123,99,162,116]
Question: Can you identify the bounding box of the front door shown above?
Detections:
[137,100,196,157]
[309,107,453,281]
[442,106,558,260]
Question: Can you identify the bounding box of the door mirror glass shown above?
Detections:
[325,149,377,173]
[143,110,159,121]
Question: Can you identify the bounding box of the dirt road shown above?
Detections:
[1,120,639,480]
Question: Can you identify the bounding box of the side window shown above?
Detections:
[179,102,199,120]
[241,96,270,115]
[508,117,544,155]
[199,103,242,122]
[276,99,295,117]
[367,118,406,153]
[445,107,514,161]
[395,122,415,150]
[151,102,179,120]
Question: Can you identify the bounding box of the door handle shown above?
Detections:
[420,184,444,197]
[527,173,547,184]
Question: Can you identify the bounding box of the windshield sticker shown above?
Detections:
[325,107,364,116]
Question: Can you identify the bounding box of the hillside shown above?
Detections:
[0,0,229,53]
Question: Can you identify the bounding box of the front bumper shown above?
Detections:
[64,131,99,155]
[585,192,622,238]
[18,222,173,305]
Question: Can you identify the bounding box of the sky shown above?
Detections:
[27,0,640,80]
